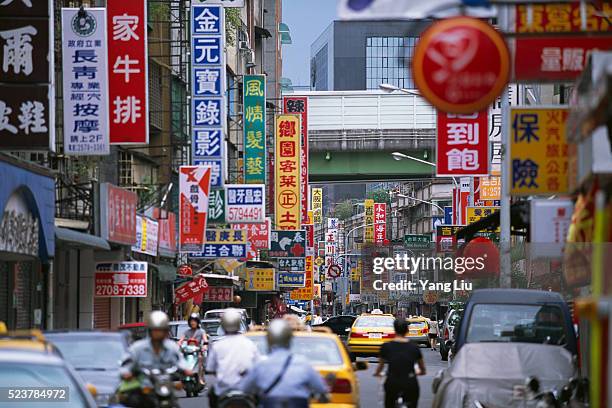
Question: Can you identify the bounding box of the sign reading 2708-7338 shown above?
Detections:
[225,184,265,223]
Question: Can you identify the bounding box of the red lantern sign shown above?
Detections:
[177,264,193,278]
[413,17,510,114]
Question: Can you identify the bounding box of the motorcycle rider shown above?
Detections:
[240,319,330,408]
[178,312,208,386]
[120,311,191,405]
[206,309,260,407]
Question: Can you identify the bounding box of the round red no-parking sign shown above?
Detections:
[413,17,510,114]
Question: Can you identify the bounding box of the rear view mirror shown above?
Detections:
[353,361,368,371]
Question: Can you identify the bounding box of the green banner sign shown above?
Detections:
[243,75,266,184]
[403,234,431,249]
[207,189,225,224]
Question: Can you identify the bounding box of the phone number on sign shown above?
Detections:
[227,207,263,222]
[95,284,146,296]
[0,388,68,402]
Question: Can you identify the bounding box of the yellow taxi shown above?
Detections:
[246,327,367,407]
[0,322,58,354]
[347,310,396,358]
[406,316,430,346]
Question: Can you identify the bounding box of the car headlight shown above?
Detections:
[95,393,111,407]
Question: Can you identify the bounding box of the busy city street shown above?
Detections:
[0,0,611,407]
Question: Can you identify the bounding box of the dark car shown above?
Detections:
[453,289,578,356]
[45,331,130,407]
[313,315,356,339]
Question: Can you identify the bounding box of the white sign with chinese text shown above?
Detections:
[225,184,265,223]
[61,8,109,155]
[530,199,573,259]
[132,215,159,256]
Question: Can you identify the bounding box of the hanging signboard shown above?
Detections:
[374,203,386,244]
[479,176,501,200]
[436,225,463,253]
[277,272,306,288]
[225,184,265,223]
[278,258,306,271]
[202,286,233,302]
[179,166,212,252]
[514,3,611,35]
[191,4,225,187]
[243,75,266,184]
[364,199,374,243]
[95,262,148,298]
[231,218,270,260]
[269,230,306,258]
[437,110,489,176]
[404,234,431,250]
[174,275,209,304]
[132,215,159,256]
[290,255,313,300]
[207,189,225,224]
[413,17,510,114]
[466,206,500,232]
[177,264,193,278]
[283,96,309,224]
[274,114,301,230]
[147,208,177,257]
[0,0,53,150]
[312,188,323,224]
[245,268,275,291]
[530,198,573,259]
[189,228,247,258]
[510,107,569,196]
[100,183,138,246]
[62,8,110,155]
[107,0,148,144]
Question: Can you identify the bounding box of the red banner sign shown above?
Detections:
[374,203,387,244]
[177,264,193,278]
[174,275,208,304]
[179,166,212,252]
[283,97,309,224]
[149,208,177,257]
[100,183,138,245]
[515,3,611,34]
[95,262,147,298]
[437,110,488,176]
[231,218,271,260]
[514,37,611,82]
[202,286,234,302]
[107,0,148,144]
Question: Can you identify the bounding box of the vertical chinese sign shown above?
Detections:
[100,183,138,246]
[283,97,309,224]
[191,4,225,187]
[436,111,489,176]
[243,75,266,184]
[312,188,323,224]
[107,0,148,144]
[62,8,109,155]
[275,114,301,230]
[0,0,53,150]
[364,199,374,243]
[179,166,212,252]
[510,107,569,195]
[374,203,386,245]
[290,255,314,301]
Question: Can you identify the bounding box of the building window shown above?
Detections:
[366,36,416,90]
[313,44,328,91]
[119,151,133,188]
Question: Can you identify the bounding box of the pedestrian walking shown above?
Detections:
[429,315,439,351]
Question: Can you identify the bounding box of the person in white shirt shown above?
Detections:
[205,309,260,407]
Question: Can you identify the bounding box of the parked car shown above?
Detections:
[312,315,356,339]
[439,308,463,361]
[45,331,130,407]
[452,289,578,356]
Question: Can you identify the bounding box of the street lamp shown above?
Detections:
[395,193,444,213]
[379,83,420,96]
[391,152,459,189]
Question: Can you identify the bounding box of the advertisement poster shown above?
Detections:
[274,114,301,230]
[243,75,266,184]
[62,8,109,155]
[95,262,147,298]
[437,110,489,176]
[283,96,309,223]
[179,166,212,252]
[225,184,265,223]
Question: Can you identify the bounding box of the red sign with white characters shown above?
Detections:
[177,264,193,278]
[232,218,271,260]
[179,166,212,252]
[437,110,488,176]
[514,37,611,82]
[100,183,138,245]
[374,203,387,244]
[413,17,510,114]
[174,275,208,304]
[283,97,309,224]
[202,286,234,302]
[95,262,147,298]
[107,0,148,144]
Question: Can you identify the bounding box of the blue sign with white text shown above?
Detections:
[192,37,222,65]
[189,243,247,259]
[444,206,453,224]
[192,5,222,35]
[277,272,306,288]
[193,129,223,159]
[193,158,223,188]
[192,67,223,96]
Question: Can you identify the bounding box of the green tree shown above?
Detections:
[334,200,353,221]
[367,189,391,204]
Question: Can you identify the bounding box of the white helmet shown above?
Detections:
[147,310,170,330]
[221,309,242,334]
[267,319,293,350]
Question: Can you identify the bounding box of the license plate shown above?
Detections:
[368,333,382,339]
[409,331,418,335]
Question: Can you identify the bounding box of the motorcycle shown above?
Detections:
[218,390,257,408]
[181,341,204,398]
[114,366,182,408]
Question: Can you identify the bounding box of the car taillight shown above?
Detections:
[349,331,368,338]
[331,378,352,394]
[382,333,395,338]
[423,327,429,334]
[444,327,449,340]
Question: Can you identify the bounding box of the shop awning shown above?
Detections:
[456,202,530,241]
[151,263,176,282]
[55,227,110,251]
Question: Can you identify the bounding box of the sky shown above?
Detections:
[282,0,338,88]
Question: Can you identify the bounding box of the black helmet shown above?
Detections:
[188,312,200,325]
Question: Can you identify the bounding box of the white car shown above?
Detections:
[439,308,462,361]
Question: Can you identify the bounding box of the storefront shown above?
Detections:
[0,154,55,330]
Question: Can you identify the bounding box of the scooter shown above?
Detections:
[180,341,203,398]
[218,390,257,408]
[114,366,183,408]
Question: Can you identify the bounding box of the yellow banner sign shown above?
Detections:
[466,206,500,232]
[275,115,301,230]
[510,107,569,196]
[245,268,275,291]
[364,199,374,243]
[290,255,313,300]
[312,188,323,224]
[479,176,501,200]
